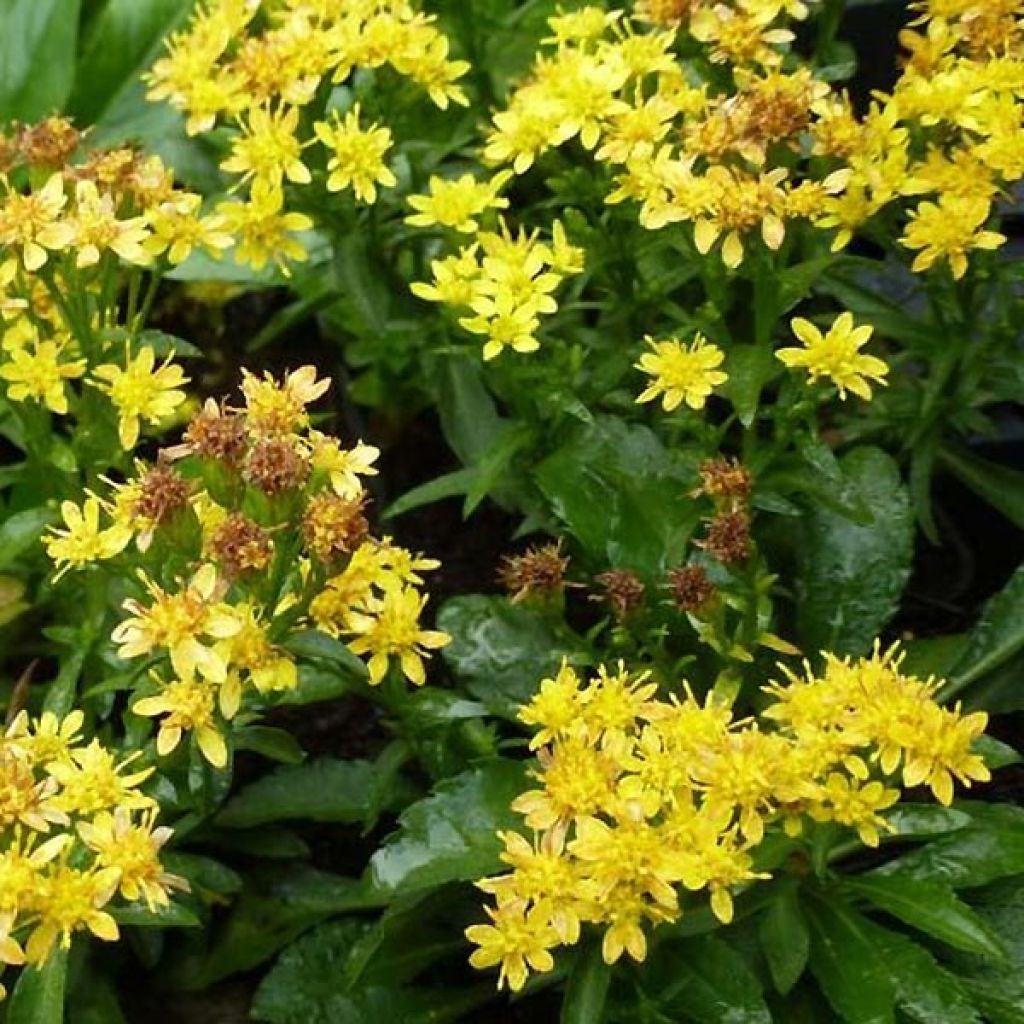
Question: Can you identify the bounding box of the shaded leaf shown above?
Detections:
[8,947,67,1024]
[759,885,809,994]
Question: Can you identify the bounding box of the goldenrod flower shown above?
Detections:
[465,900,558,992]
[221,105,311,188]
[241,364,329,436]
[145,192,233,265]
[0,173,74,271]
[635,333,728,411]
[91,345,188,450]
[217,179,312,272]
[45,497,132,580]
[309,433,379,499]
[346,583,450,685]
[313,105,396,204]
[133,675,228,767]
[900,195,1006,279]
[24,865,121,964]
[460,294,542,361]
[405,172,511,234]
[777,312,888,400]
[0,338,86,415]
[67,180,150,268]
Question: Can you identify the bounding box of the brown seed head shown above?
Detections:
[134,462,191,526]
[667,565,716,613]
[209,512,273,576]
[302,492,369,563]
[498,541,569,603]
[244,437,310,495]
[698,509,751,566]
[183,401,248,465]
[592,569,646,621]
[695,456,752,505]
[15,117,82,169]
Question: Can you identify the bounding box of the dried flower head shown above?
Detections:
[243,437,309,495]
[499,541,570,603]
[592,569,646,620]
[694,456,752,505]
[134,462,191,526]
[180,399,248,464]
[698,509,751,566]
[15,117,82,169]
[667,565,717,612]
[209,512,273,576]
[302,492,370,563]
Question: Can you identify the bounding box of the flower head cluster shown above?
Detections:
[467,645,991,990]
[0,711,184,1000]
[47,368,447,767]
[635,332,728,411]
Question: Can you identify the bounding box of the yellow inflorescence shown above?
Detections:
[46,367,448,768]
[467,645,990,991]
[0,711,184,1000]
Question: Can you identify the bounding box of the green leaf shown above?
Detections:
[68,0,193,125]
[433,355,507,467]
[805,894,896,1024]
[275,663,356,706]
[283,630,369,680]
[938,447,1024,531]
[759,885,809,994]
[110,901,200,928]
[0,0,81,124]
[162,852,242,896]
[182,867,385,987]
[796,447,913,655]
[561,941,610,1024]
[384,468,476,520]
[437,594,583,716]
[0,506,55,570]
[725,345,777,427]
[8,947,67,1024]
[636,934,771,1023]
[534,416,698,578]
[233,726,306,765]
[974,735,1021,770]
[217,757,409,828]
[842,875,1006,959]
[370,759,526,897]
[883,803,972,841]
[941,563,1024,701]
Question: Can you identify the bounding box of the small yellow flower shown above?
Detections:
[635,333,728,411]
[24,865,121,964]
[0,173,74,271]
[221,105,311,188]
[309,432,380,498]
[133,676,228,767]
[777,312,888,401]
[145,192,234,265]
[216,178,312,273]
[67,180,151,268]
[0,338,86,414]
[465,900,558,992]
[241,364,329,436]
[405,172,511,234]
[900,195,1006,280]
[313,105,396,204]
[91,345,188,449]
[45,498,132,580]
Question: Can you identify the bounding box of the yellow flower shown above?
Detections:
[45,497,132,580]
[808,773,900,847]
[411,246,481,307]
[346,583,450,685]
[67,180,150,268]
[313,105,396,204]
[466,900,558,992]
[46,740,153,817]
[900,195,1006,279]
[91,345,188,449]
[221,105,311,188]
[459,294,542,361]
[217,179,313,273]
[24,865,120,964]
[0,173,74,271]
[777,312,889,401]
[0,338,86,415]
[133,675,228,767]
[405,172,511,233]
[145,192,234,265]
[241,364,329,436]
[635,333,728,411]
[309,432,380,498]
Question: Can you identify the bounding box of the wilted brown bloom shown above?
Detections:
[592,569,646,620]
[667,565,716,613]
[180,399,248,464]
[694,456,752,505]
[302,492,369,562]
[244,437,309,494]
[498,541,569,603]
[135,462,190,526]
[210,512,273,575]
[698,509,751,565]
[15,117,82,169]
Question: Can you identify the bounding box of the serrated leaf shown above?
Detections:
[842,875,1006,959]
[795,447,912,655]
[370,759,526,897]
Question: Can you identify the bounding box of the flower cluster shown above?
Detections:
[412,220,584,360]
[45,367,448,767]
[467,645,990,991]
[0,710,184,999]
[146,0,471,272]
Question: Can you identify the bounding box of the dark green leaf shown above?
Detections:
[883,803,972,841]
[8,947,67,1024]
[796,447,912,655]
[433,355,507,466]
[276,663,356,706]
[233,726,306,765]
[759,886,809,994]
[805,894,896,1024]
[370,759,526,897]
[725,345,777,427]
[438,594,583,716]
[842,875,1006,959]
[110,901,200,928]
[284,630,368,680]
[0,0,81,123]
[0,506,55,570]
[384,468,476,520]
[938,448,1024,531]
[162,852,242,896]
[974,735,1021,770]
[561,941,610,1024]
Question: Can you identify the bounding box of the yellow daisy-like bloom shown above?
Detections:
[221,105,311,188]
[900,195,1006,280]
[777,312,889,401]
[0,173,74,272]
[635,333,728,411]
[217,179,313,273]
[241,364,329,436]
[465,900,558,993]
[44,497,132,580]
[67,180,151,268]
[405,172,511,234]
[45,740,154,817]
[145,192,234,265]
[308,432,380,498]
[91,345,188,450]
[346,583,450,685]
[0,338,87,415]
[133,675,228,767]
[313,105,396,204]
